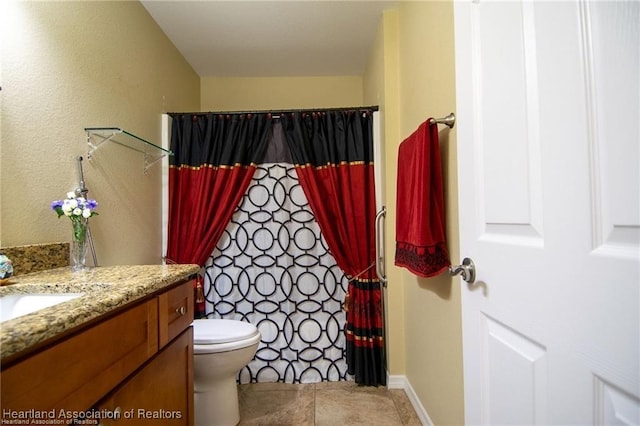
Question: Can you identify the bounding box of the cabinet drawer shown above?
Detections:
[1,299,158,413]
[159,280,194,348]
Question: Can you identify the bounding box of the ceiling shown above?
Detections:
[140,1,398,77]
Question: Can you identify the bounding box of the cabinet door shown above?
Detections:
[159,280,194,348]
[97,327,194,426]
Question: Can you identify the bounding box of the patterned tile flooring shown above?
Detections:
[238,382,423,425]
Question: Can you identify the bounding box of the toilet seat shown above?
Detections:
[192,319,261,354]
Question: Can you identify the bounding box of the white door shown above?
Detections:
[454,1,639,424]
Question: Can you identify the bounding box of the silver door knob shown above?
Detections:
[449,258,476,284]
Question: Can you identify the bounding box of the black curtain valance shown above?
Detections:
[168,107,378,168]
[168,113,271,169]
[280,110,375,168]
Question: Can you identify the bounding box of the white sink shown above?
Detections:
[0,293,84,322]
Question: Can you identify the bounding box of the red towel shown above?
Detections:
[395,120,450,278]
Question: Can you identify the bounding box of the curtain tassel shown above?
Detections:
[195,277,205,303]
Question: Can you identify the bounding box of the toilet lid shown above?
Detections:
[192,319,259,344]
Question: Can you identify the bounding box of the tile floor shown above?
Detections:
[238,381,423,425]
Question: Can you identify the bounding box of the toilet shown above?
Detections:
[192,319,261,426]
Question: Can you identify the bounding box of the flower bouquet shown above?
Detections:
[51,192,98,271]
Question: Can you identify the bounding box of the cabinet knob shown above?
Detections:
[176,306,186,315]
[96,407,120,425]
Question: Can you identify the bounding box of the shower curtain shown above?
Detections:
[281,110,385,386]
[166,113,271,317]
[167,109,385,386]
[204,162,349,383]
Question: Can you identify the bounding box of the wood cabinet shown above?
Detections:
[96,329,193,425]
[159,280,194,348]
[0,279,194,426]
[1,299,159,414]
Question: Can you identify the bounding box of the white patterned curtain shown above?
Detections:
[203,163,349,383]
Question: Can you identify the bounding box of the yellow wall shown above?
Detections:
[0,1,200,264]
[363,9,406,378]
[398,2,464,424]
[363,4,464,424]
[201,76,363,111]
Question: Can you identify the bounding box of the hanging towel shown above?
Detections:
[395,119,451,278]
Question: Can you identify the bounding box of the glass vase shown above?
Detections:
[71,219,89,272]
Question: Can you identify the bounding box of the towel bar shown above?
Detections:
[429,113,456,129]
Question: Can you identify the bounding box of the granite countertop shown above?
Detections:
[0,264,200,361]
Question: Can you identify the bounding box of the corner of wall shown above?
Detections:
[363,7,407,379]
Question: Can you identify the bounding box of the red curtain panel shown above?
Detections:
[281,110,386,386]
[166,113,271,317]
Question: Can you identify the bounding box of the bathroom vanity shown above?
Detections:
[0,264,199,425]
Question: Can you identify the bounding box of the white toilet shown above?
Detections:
[192,319,261,426]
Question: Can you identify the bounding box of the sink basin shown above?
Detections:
[0,293,84,322]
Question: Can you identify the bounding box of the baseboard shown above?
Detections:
[387,374,434,426]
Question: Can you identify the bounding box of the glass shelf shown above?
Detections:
[85,127,173,173]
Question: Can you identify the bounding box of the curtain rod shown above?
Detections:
[167,105,379,116]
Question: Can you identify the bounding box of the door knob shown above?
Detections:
[449,258,476,284]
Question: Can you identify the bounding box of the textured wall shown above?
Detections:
[1,1,199,265]
[201,76,363,111]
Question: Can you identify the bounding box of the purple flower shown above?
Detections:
[86,199,98,209]
[51,200,63,210]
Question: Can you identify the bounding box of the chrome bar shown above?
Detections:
[75,156,98,267]
[375,206,388,287]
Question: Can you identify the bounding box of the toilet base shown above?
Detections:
[195,376,239,426]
